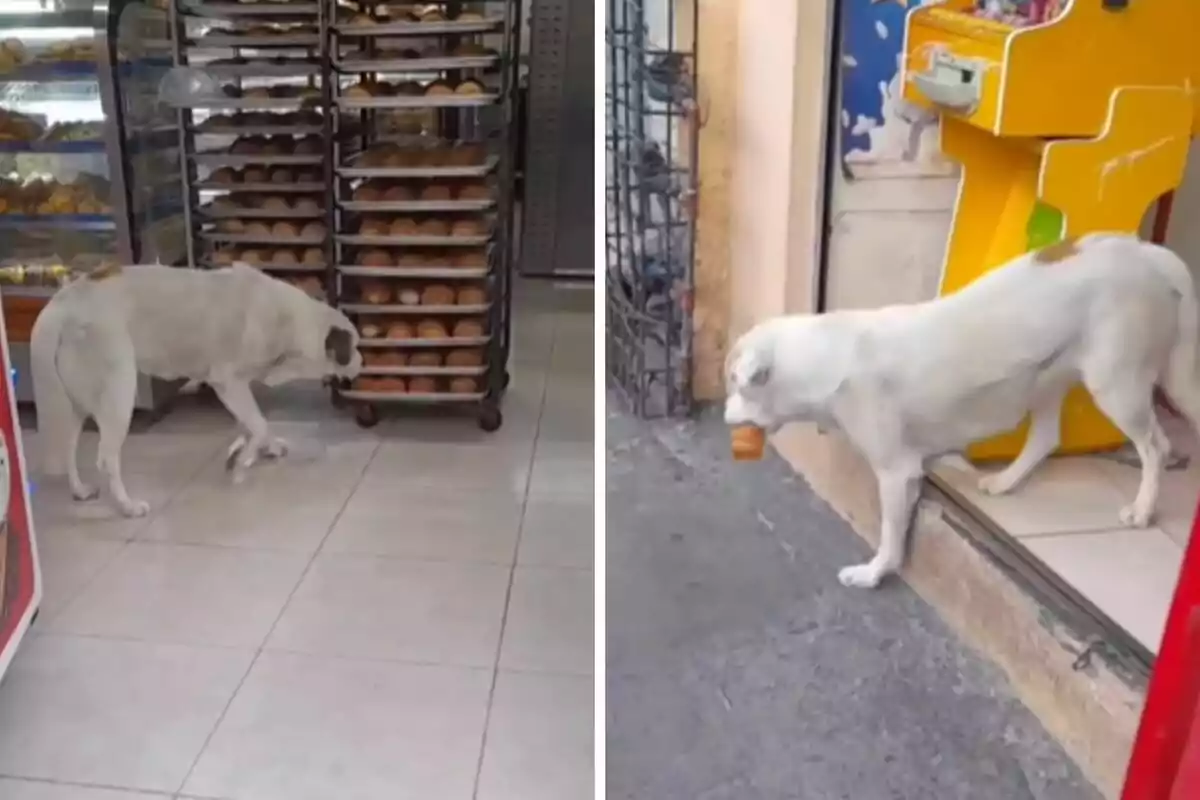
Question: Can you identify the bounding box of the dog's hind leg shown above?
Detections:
[1086,376,1164,528]
[977,390,1066,496]
[65,415,98,502]
[93,358,148,518]
[838,459,923,589]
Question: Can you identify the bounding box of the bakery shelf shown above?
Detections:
[360,365,488,377]
[336,93,499,110]
[340,390,486,403]
[199,230,326,245]
[202,61,321,78]
[337,232,492,247]
[201,258,327,271]
[338,197,496,213]
[196,180,325,193]
[338,265,490,279]
[338,153,498,179]
[182,97,323,110]
[357,336,491,348]
[190,152,324,167]
[333,54,499,73]
[198,204,325,219]
[341,302,491,315]
[195,123,324,136]
[183,2,321,18]
[189,34,320,49]
[333,18,504,37]
[0,214,115,231]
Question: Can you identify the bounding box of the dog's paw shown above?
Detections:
[264,437,289,459]
[120,499,150,518]
[1119,503,1154,528]
[71,484,100,502]
[225,435,249,471]
[838,563,885,590]
[977,472,1015,497]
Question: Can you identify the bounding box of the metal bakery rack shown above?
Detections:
[327,1,521,431]
[168,0,334,301]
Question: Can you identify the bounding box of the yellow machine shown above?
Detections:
[902,0,1200,460]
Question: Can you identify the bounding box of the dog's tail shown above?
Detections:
[1153,243,1200,431]
[29,297,79,476]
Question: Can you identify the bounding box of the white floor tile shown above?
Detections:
[1023,527,1183,652]
[477,671,594,800]
[0,778,167,799]
[48,542,310,649]
[359,442,534,500]
[32,530,127,621]
[325,489,522,564]
[499,567,593,675]
[266,554,510,667]
[184,652,491,800]
[528,441,593,499]
[1143,463,1200,547]
[936,456,1130,537]
[517,497,594,570]
[0,635,252,793]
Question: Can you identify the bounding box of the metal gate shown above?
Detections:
[521,0,594,278]
[604,0,698,418]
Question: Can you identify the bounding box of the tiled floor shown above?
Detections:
[0,281,594,800]
[935,415,1199,655]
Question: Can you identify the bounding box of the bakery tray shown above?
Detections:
[342,302,490,315]
[199,204,325,219]
[334,54,499,73]
[183,97,322,111]
[191,152,324,167]
[338,196,495,213]
[340,390,486,403]
[357,335,490,348]
[194,124,324,137]
[183,2,320,17]
[337,232,493,247]
[197,181,325,193]
[189,34,320,48]
[338,153,498,179]
[338,265,489,279]
[201,61,321,78]
[0,140,105,153]
[0,214,114,231]
[334,18,504,36]
[200,230,326,245]
[360,365,487,377]
[336,93,499,110]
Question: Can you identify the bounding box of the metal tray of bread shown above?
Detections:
[200,230,326,245]
[341,303,490,315]
[334,17,503,37]
[360,365,487,377]
[357,335,490,348]
[337,265,489,279]
[191,33,320,48]
[197,181,325,193]
[184,1,320,16]
[201,258,327,272]
[340,390,486,403]
[336,93,498,110]
[338,196,495,213]
[334,54,499,73]
[199,203,325,219]
[337,232,492,247]
[191,151,324,167]
[195,122,324,136]
[201,60,321,78]
[185,97,322,110]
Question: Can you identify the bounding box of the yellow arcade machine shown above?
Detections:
[901,0,1200,461]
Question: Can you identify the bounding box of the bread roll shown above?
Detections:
[454,249,488,269]
[244,87,271,99]
[345,83,374,99]
[211,196,240,213]
[420,184,452,201]
[426,254,451,268]
[396,252,426,268]
[293,197,320,214]
[212,249,237,267]
[361,281,392,304]
[301,247,324,266]
[418,218,450,236]
[389,217,420,236]
[448,377,478,394]
[272,248,299,265]
[359,248,392,267]
[272,221,300,237]
[301,221,326,238]
[244,167,269,183]
[360,217,391,236]
[211,167,240,184]
[397,287,421,305]
[245,221,272,237]
[409,351,442,368]
[269,167,294,184]
[386,320,415,339]
[378,377,407,392]
[455,286,486,306]
[262,195,290,212]
[424,81,454,96]
[241,248,266,265]
[359,322,385,338]
[294,136,322,155]
[420,284,455,306]
[408,376,437,394]
[217,219,245,233]
[353,183,383,202]
[452,319,484,338]
[416,319,449,339]
[446,348,483,367]
[450,218,484,237]
[293,276,323,298]
[362,350,407,367]
[456,183,490,200]
[731,425,766,461]
[383,184,415,201]
[454,79,485,96]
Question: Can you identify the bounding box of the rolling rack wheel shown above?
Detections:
[478,402,503,432]
[354,403,379,428]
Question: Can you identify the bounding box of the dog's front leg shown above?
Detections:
[211,381,273,482]
[838,461,923,589]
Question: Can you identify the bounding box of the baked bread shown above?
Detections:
[377,377,407,392]
[383,184,415,201]
[454,79,485,96]
[293,197,320,214]
[241,248,266,265]
[397,287,421,305]
[396,252,425,268]
[446,348,483,367]
[409,351,442,368]
[452,319,485,338]
[262,195,290,212]
[359,248,392,267]
[416,319,449,339]
[448,377,478,394]
[359,322,385,338]
[417,7,445,21]
[354,377,387,391]
[353,183,383,202]
[211,196,240,214]
[731,425,766,461]
[420,284,455,306]
[294,136,322,155]
[293,276,323,298]
[244,87,272,99]
[210,167,240,184]
[344,83,374,99]
[389,217,420,236]
[408,376,437,394]
[425,254,451,268]
[360,217,391,236]
[361,281,392,304]
[269,167,295,184]
[424,81,454,96]
[418,218,450,236]
[451,218,484,237]
[455,286,486,306]
[244,167,269,183]
[272,248,299,265]
[295,168,320,183]
[455,11,485,22]
[301,221,327,238]
[448,144,486,166]
[245,221,272,237]
[456,183,490,200]
[362,350,407,367]
[386,320,415,339]
[217,219,246,233]
[272,221,300,237]
[211,249,238,267]
[301,247,324,266]
[420,183,452,201]
[454,249,488,268]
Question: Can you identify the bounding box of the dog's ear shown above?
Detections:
[325,326,353,366]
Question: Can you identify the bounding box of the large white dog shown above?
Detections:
[31,263,362,517]
[725,233,1200,590]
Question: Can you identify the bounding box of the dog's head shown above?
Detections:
[260,285,363,387]
[724,332,779,430]
[321,311,362,379]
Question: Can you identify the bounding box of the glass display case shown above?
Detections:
[0,0,184,406]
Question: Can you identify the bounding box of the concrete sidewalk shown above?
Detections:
[606,403,1102,800]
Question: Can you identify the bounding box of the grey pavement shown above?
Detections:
[606,402,1102,800]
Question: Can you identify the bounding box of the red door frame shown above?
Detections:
[1121,490,1200,799]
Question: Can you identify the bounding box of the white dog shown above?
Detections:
[725,233,1200,589]
[30,263,362,517]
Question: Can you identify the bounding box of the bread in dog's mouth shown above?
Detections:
[730,425,766,461]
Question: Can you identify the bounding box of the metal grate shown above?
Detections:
[605,0,697,418]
